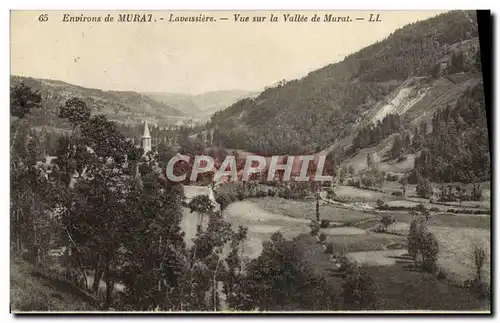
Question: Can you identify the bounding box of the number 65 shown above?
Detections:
[38,14,48,22]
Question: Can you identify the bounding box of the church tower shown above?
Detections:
[142,120,152,154]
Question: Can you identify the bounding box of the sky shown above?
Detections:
[11,10,447,94]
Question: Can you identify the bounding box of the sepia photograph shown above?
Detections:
[9,9,491,313]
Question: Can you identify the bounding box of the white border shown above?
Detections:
[3,1,499,322]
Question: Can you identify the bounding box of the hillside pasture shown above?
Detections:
[251,196,375,222]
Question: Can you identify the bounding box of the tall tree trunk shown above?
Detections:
[213,252,222,311]
[65,125,76,186]
[103,254,113,310]
[15,209,21,253]
[93,255,103,293]
[316,198,320,222]
[10,120,21,152]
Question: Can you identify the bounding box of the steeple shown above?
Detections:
[142,120,152,154]
[142,120,151,139]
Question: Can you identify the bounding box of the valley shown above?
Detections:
[10,9,491,313]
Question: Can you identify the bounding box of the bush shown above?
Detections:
[416,178,433,199]
[376,199,388,210]
[318,233,327,243]
[386,173,399,181]
[342,266,379,310]
[381,215,395,229]
[309,220,320,236]
[326,188,336,199]
[338,256,355,274]
[268,189,275,197]
[325,242,334,255]
[343,219,358,227]
[421,232,439,273]
[437,269,447,280]
[429,207,439,212]
[391,191,403,196]
[320,219,331,228]
[255,190,267,198]
[360,175,374,187]
[347,179,361,188]
[397,155,407,162]
[465,279,491,300]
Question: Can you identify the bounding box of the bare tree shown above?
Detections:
[473,243,487,283]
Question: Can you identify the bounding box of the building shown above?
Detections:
[142,120,152,154]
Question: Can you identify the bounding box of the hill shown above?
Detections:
[10,76,189,130]
[144,90,258,117]
[208,11,488,183]
[11,257,98,312]
[209,11,482,156]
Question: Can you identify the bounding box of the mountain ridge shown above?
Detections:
[10,75,194,129]
[143,89,259,117]
[209,11,482,156]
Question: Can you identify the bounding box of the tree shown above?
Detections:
[57,98,92,184]
[473,243,487,283]
[407,216,439,272]
[366,153,373,168]
[399,176,408,197]
[408,219,419,259]
[10,82,42,151]
[348,165,355,177]
[244,232,337,311]
[342,265,379,310]
[376,199,387,210]
[309,220,320,236]
[59,98,91,131]
[188,195,215,227]
[120,172,186,311]
[222,226,249,310]
[420,231,439,273]
[380,215,395,232]
[391,134,403,158]
[416,177,432,199]
[315,193,320,222]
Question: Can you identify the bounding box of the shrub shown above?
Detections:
[360,175,374,187]
[473,243,487,284]
[326,188,336,199]
[338,256,355,274]
[430,207,439,212]
[437,269,447,280]
[268,189,275,197]
[396,155,407,162]
[342,266,379,310]
[320,219,331,228]
[391,191,403,196]
[421,231,439,273]
[386,173,399,181]
[416,177,433,199]
[343,219,358,227]
[380,215,395,232]
[347,179,361,188]
[466,279,491,300]
[318,233,327,243]
[309,220,320,236]
[408,219,420,259]
[325,242,334,255]
[376,199,388,210]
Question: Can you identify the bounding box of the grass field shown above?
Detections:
[252,196,376,222]
[292,235,489,311]
[10,257,97,312]
[223,191,490,311]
